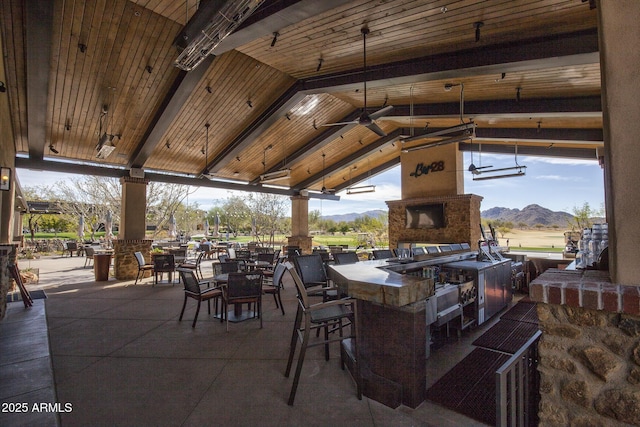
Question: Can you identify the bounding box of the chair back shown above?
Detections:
[85,246,96,257]
[257,252,274,264]
[413,247,426,256]
[226,272,263,300]
[218,254,229,263]
[333,251,359,265]
[169,248,187,263]
[236,249,251,260]
[177,268,201,295]
[134,251,146,267]
[272,263,287,289]
[292,254,327,288]
[153,254,175,270]
[227,247,236,259]
[372,249,393,259]
[214,261,239,275]
[287,267,311,310]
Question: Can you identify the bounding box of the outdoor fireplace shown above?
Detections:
[386,194,482,250]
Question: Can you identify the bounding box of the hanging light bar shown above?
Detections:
[346,184,376,194]
[259,169,291,183]
[401,130,474,153]
[472,166,526,180]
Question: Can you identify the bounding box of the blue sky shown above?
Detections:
[17,152,604,216]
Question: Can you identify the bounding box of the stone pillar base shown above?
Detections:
[112,239,153,280]
[287,236,312,255]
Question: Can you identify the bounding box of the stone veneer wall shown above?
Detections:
[287,236,312,254]
[0,245,17,321]
[112,239,153,280]
[530,269,640,426]
[386,194,483,250]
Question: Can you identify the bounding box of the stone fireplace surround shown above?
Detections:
[386,194,483,250]
[530,269,640,426]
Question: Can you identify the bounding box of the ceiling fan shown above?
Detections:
[321,27,393,137]
[320,153,335,194]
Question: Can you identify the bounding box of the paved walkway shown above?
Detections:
[2,254,489,426]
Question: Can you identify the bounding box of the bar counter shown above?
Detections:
[328,259,434,306]
[327,260,434,409]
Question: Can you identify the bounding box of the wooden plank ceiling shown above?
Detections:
[1,0,602,197]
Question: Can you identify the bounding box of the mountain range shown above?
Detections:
[481,204,573,227]
[322,204,573,228]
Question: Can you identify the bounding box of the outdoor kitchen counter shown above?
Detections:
[327,260,435,307]
[327,259,434,409]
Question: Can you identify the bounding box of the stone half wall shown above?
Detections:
[0,245,17,321]
[530,269,640,426]
[386,194,482,249]
[112,239,153,280]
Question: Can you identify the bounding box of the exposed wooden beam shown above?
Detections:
[206,82,307,174]
[214,0,354,55]
[248,109,362,184]
[128,56,216,169]
[293,129,403,190]
[15,158,339,200]
[301,30,599,94]
[458,142,598,160]
[25,0,54,160]
[334,157,401,193]
[384,96,602,118]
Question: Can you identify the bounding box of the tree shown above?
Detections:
[245,193,289,246]
[21,186,48,243]
[219,195,251,238]
[569,202,603,230]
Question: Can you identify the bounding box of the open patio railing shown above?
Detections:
[496,330,542,427]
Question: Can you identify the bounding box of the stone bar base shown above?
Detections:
[530,269,640,426]
[287,236,312,254]
[112,239,153,280]
[356,299,426,409]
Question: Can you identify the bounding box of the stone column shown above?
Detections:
[598,0,640,284]
[288,194,312,254]
[115,177,150,280]
[119,176,148,240]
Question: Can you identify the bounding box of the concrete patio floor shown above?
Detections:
[1,254,491,426]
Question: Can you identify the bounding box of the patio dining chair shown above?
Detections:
[177,268,222,328]
[222,271,263,332]
[372,249,393,259]
[292,254,338,300]
[332,251,359,265]
[134,251,154,285]
[262,263,287,315]
[284,266,360,405]
[178,251,205,280]
[84,246,96,268]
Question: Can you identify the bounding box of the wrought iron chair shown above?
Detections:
[222,271,264,332]
[177,268,222,328]
[284,266,360,405]
[134,251,154,285]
